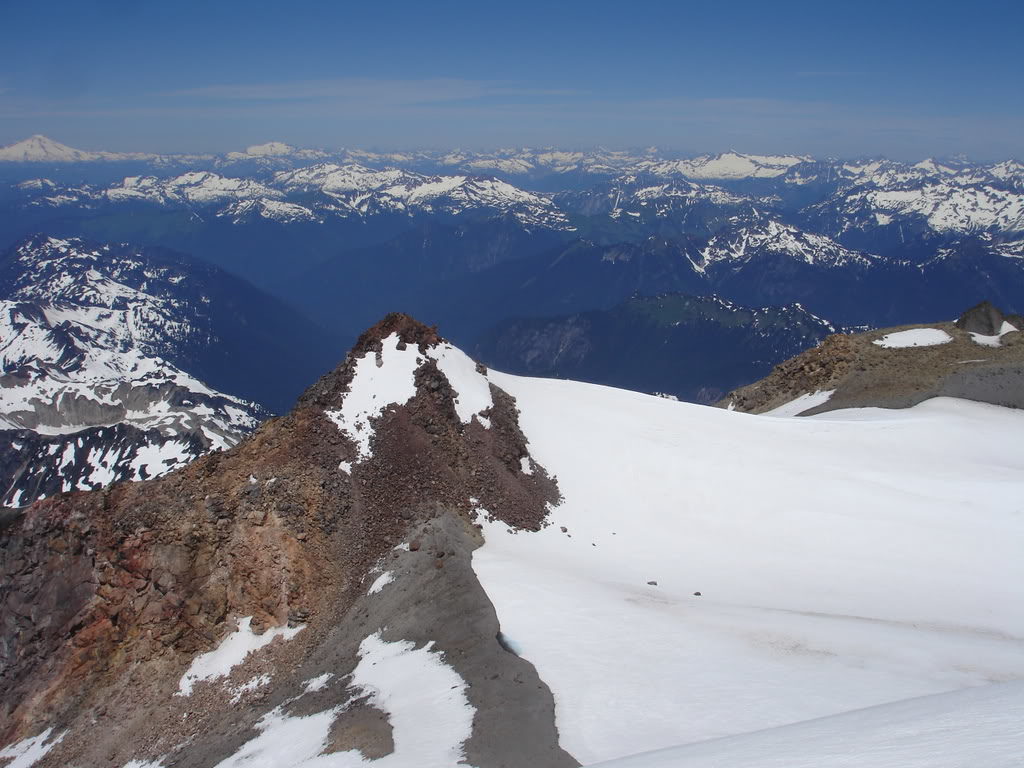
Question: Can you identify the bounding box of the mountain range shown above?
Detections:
[1,136,1020,330]
[1,135,1021,512]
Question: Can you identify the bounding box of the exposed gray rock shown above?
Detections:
[955,301,1005,336]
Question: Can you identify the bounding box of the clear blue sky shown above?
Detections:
[1,0,1021,159]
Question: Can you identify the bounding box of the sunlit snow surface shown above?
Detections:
[872,328,953,348]
[474,373,1024,765]
[588,681,1024,768]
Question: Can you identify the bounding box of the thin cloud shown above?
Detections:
[170,78,584,108]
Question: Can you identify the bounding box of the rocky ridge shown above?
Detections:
[720,302,1024,415]
[0,314,572,768]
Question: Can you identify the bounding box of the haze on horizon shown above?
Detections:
[1,0,1022,161]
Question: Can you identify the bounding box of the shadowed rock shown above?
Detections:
[955,301,1005,336]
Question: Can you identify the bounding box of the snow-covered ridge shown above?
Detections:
[0,236,263,505]
[640,152,811,180]
[697,218,876,271]
[17,162,573,230]
[273,162,572,229]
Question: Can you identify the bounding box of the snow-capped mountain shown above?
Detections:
[0,236,266,505]
[13,164,573,230]
[697,217,877,271]
[0,135,153,164]
[2,137,1023,339]
[557,174,758,235]
[2,315,1021,768]
[272,163,572,229]
[639,151,811,180]
[807,175,1024,241]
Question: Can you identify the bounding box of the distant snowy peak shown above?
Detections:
[107,172,283,205]
[559,175,756,223]
[222,141,330,166]
[235,141,295,157]
[642,152,811,180]
[219,198,320,224]
[0,134,154,163]
[0,298,258,444]
[275,163,572,229]
[0,135,106,163]
[18,162,571,229]
[815,176,1024,235]
[698,219,876,271]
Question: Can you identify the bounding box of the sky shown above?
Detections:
[0,0,1022,159]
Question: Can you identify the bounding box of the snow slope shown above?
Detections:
[473,374,1024,765]
[588,681,1024,768]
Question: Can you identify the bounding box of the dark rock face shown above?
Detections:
[955,301,1006,336]
[0,314,569,767]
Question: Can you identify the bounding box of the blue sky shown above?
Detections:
[1,0,1021,159]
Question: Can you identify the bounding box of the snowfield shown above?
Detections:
[587,681,1024,768]
[872,327,953,348]
[475,373,1024,765]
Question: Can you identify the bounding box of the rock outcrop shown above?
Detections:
[721,303,1024,415]
[955,300,1007,336]
[0,314,574,768]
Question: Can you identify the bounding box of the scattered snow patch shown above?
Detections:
[229,674,272,704]
[428,343,493,423]
[873,328,952,348]
[325,334,420,461]
[0,729,66,768]
[302,673,334,694]
[177,617,304,696]
[970,320,1018,348]
[368,571,395,595]
[211,632,475,768]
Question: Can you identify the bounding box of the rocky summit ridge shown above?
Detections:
[0,313,574,768]
[720,301,1024,415]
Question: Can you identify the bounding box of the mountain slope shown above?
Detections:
[2,314,1023,767]
[474,370,1024,764]
[475,293,836,403]
[0,315,573,768]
